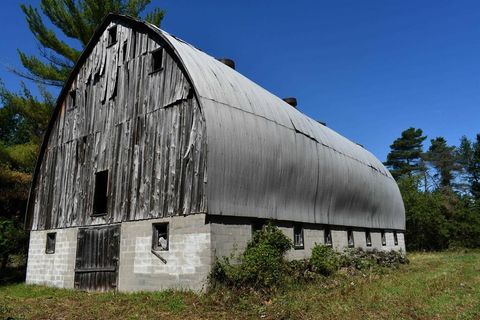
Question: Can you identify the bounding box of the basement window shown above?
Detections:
[324,228,332,246]
[93,170,108,216]
[347,230,354,248]
[152,223,169,251]
[108,26,117,46]
[366,230,372,247]
[293,224,304,249]
[45,232,56,254]
[251,220,265,235]
[394,231,398,246]
[381,231,387,246]
[151,48,163,73]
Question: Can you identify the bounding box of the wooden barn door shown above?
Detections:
[74,225,121,291]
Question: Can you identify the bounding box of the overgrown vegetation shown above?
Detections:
[1,251,479,319]
[211,225,407,293]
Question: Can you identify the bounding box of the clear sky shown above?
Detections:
[1,0,479,161]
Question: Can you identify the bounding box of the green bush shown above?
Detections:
[211,223,293,290]
[310,244,340,276]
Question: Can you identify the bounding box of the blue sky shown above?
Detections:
[1,0,479,161]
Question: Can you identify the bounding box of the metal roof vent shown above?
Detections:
[217,58,235,70]
[283,97,297,108]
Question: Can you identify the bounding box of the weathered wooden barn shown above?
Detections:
[25,14,405,292]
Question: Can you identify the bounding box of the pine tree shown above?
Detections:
[458,135,480,200]
[15,0,165,86]
[425,137,458,188]
[384,127,427,180]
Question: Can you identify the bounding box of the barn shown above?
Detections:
[25,14,405,292]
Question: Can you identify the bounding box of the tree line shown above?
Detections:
[384,128,480,250]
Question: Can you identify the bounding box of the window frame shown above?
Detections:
[152,223,169,251]
[324,228,332,246]
[45,232,56,254]
[365,230,372,247]
[381,231,387,246]
[150,48,164,74]
[347,229,355,248]
[393,231,398,246]
[293,224,304,250]
[92,170,109,217]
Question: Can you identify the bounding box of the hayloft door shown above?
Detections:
[74,225,121,291]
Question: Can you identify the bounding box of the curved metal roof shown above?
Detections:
[26,14,405,231]
[151,24,405,230]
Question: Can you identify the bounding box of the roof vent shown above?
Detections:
[283,97,297,108]
[217,58,235,70]
[316,120,327,126]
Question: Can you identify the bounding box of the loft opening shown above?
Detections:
[93,170,108,216]
[151,48,163,73]
[69,90,76,109]
[152,223,169,251]
[293,224,304,249]
[108,26,117,46]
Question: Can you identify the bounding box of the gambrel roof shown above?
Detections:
[27,14,405,230]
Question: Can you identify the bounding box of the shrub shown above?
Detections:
[211,223,293,290]
[310,244,340,276]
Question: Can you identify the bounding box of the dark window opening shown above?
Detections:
[251,220,265,235]
[93,170,108,216]
[394,231,398,246]
[69,90,76,109]
[152,223,169,251]
[366,230,372,247]
[381,231,387,246]
[324,228,332,246]
[46,232,56,254]
[293,224,304,249]
[347,230,354,248]
[151,48,163,73]
[108,26,117,46]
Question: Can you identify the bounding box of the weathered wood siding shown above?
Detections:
[30,22,207,230]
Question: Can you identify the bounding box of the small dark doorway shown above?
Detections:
[74,225,121,291]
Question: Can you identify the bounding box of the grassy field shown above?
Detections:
[1,251,479,319]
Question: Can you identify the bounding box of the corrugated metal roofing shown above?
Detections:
[149,25,405,230]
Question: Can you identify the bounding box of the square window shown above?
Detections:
[366,230,372,247]
[45,232,56,254]
[394,231,398,246]
[93,170,108,216]
[108,26,117,46]
[381,231,387,246]
[152,223,169,251]
[293,224,304,249]
[151,48,163,73]
[347,230,354,248]
[324,228,332,246]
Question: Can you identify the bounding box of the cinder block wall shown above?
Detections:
[26,228,78,288]
[117,214,211,292]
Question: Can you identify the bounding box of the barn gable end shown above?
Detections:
[28,19,207,231]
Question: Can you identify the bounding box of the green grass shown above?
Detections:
[1,251,480,319]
